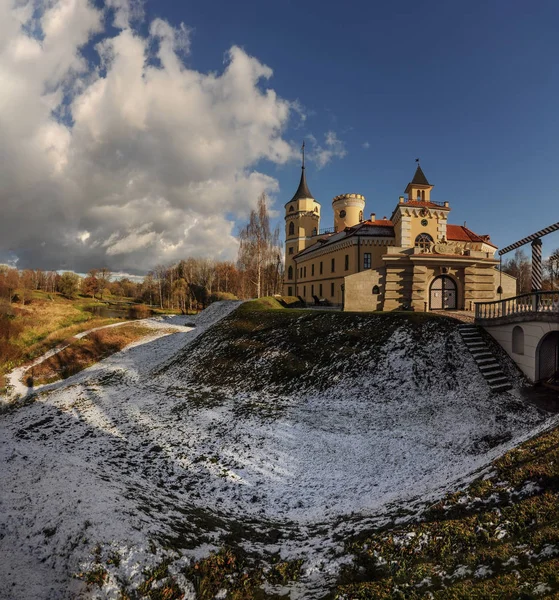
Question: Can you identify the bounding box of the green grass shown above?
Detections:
[333,422,559,599]
[238,296,286,311]
[160,307,461,396]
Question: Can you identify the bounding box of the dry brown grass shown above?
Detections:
[0,294,121,394]
[30,324,155,385]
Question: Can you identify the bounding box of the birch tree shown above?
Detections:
[237,193,282,298]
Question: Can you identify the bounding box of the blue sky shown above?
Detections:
[143,0,559,255]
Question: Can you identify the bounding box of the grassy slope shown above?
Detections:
[334,420,559,599]
[158,300,559,599]
[31,323,156,385]
[1,291,120,393]
[159,302,459,396]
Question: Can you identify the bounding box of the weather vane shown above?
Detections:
[415,157,420,164]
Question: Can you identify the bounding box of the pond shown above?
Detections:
[84,305,156,320]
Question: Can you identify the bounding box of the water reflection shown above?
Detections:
[84,305,155,320]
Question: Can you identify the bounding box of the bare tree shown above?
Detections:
[502,249,531,293]
[546,248,559,289]
[237,193,282,298]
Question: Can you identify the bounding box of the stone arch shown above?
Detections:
[415,233,434,251]
[512,326,524,355]
[429,275,457,310]
[536,331,559,382]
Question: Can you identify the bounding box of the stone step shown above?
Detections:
[480,367,503,378]
[477,357,499,365]
[490,382,513,393]
[486,374,509,384]
[472,353,493,361]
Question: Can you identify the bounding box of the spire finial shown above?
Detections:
[415,157,420,164]
[302,140,305,169]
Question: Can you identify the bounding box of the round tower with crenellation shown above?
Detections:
[332,193,365,232]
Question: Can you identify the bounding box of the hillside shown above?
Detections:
[0,301,556,599]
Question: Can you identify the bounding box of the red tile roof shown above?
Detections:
[363,219,393,227]
[446,225,496,248]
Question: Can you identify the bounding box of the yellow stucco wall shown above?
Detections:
[344,269,384,311]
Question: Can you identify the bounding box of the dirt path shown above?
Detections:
[3,317,193,401]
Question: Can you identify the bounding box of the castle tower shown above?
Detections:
[283,144,320,295]
[404,163,434,202]
[391,163,450,248]
[332,193,365,232]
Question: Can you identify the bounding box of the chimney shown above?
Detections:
[370,213,376,222]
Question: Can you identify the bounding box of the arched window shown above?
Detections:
[415,233,434,251]
[289,205,294,212]
[512,326,524,355]
[288,222,295,236]
[287,266,293,280]
[421,190,425,201]
[359,211,363,222]
[312,227,317,236]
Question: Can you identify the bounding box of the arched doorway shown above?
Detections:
[430,275,457,310]
[537,331,559,382]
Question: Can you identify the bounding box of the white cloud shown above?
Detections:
[362,141,370,149]
[0,0,341,274]
[307,131,347,169]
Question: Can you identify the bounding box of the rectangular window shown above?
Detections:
[311,264,315,276]
[289,247,293,255]
[345,254,349,270]
[304,266,307,278]
[331,282,335,297]
[288,286,292,296]
[320,261,323,275]
[319,283,323,297]
[331,258,335,273]
[303,285,306,297]
[311,284,314,296]
[364,252,371,269]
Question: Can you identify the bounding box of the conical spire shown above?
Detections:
[289,141,314,202]
[411,163,430,185]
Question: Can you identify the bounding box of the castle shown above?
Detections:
[283,161,516,311]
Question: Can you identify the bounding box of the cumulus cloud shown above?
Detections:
[307,131,347,169]
[1,0,337,274]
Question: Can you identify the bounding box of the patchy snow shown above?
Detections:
[2,315,194,401]
[0,301,556,599]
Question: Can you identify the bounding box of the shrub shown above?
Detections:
[209,292,238,303]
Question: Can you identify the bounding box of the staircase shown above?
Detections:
[458,324,512,393]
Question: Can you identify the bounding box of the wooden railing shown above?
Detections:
[475,291,559,321]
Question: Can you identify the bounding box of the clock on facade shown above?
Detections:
[340,210,346,218]
[421,218,428,227]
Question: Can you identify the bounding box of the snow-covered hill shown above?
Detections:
[0,303,553,599]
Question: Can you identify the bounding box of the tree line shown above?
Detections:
[501,248,559,293]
